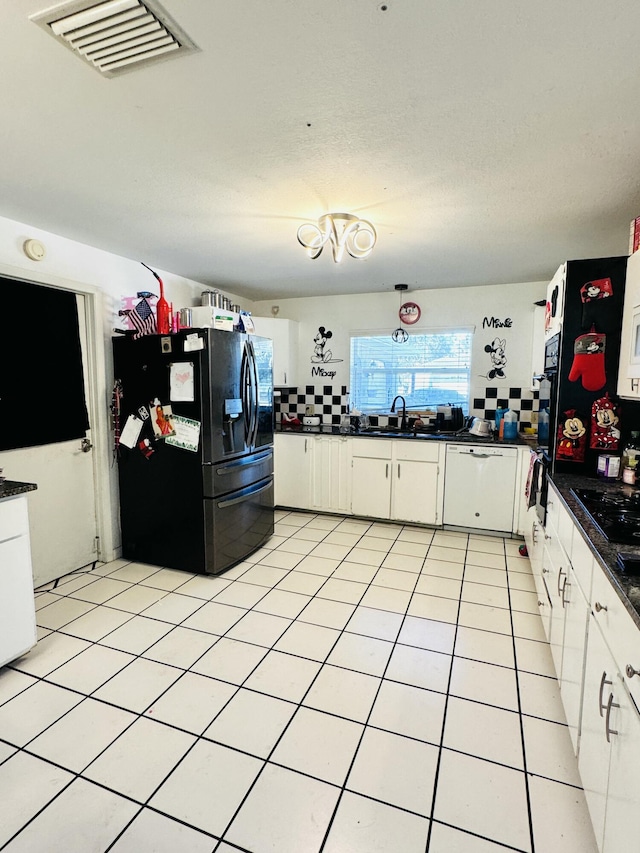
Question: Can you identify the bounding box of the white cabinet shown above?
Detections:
[0,493,37,667]
[274,433,312,509]
[531,301,546,390]
[251,317,299,387]
[544,263,566,340]
[579,613,640,853]
[311,436,351,514]
[274,433,352,515]
[617,249,640,399]
[351,439,443,525]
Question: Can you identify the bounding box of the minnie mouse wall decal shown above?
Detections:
[483,337,507,380]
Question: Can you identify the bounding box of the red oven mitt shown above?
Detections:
[568,329,606,391]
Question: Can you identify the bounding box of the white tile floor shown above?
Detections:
[0,511,600,853]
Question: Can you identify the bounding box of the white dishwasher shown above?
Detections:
[443,444,518,533]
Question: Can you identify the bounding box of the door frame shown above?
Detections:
[0,260,114,563]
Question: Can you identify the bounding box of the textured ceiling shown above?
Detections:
[4,1,640,299]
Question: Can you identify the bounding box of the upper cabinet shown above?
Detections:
[544,263,567,340]
[251,317,299,387]
[531,301,546,390]
[617,250,640,398]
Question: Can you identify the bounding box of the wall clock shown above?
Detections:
[399,301,421,325]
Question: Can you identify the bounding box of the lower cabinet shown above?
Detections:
[274,433,351,515]
[0,494,38,667]
[526,479,640,853]
[310,436,351,514]
[578,615,640,853]
[351,439,443,525]
[559,561,591,753]
[274,433,312,510]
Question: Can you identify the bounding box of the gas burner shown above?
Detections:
[571,488,640,545]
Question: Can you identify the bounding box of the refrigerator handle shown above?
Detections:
[246,339,259,448]
[240,343,252,448]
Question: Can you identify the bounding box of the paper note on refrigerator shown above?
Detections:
[166,415,200,452]
[120,415,143,449]
[170,361,194,401]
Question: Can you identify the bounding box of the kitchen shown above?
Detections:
[2,1,640,852]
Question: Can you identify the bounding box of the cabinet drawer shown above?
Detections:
[351,440,393,460]
[0,496,29,543]
[393,441,440,463]
[591,562,640,709]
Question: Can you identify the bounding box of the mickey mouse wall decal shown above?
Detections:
[310,326,343,378]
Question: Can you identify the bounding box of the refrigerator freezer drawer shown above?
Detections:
[205,475,274,574]
[204,448,273,498]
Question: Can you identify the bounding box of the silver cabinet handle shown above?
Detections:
[594,601,607,613]
[605,693,619,743]
[545,533,551,540]
[599,671,612,717]
[557,567,565,597]
[397,463,401,479]
[385,463,389,478]
[626,664,640,679]
[542,567,549,574]
[561,577,569,608]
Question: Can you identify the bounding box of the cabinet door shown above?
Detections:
[578,618,616,851]
[617,249,640,394]
[392,459,439,525]
[602,674,640,853]
[274,434,311,509]
[0,534,37,667]
[311,437,351,514]
[351,456,391,519]
[559,563,590,754]
[251,318,298,386]
[541,542,566,670]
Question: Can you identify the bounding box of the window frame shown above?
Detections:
[349,326,474,415]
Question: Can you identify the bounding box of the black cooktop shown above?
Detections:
[571,488,640,546]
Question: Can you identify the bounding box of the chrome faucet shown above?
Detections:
[390,395,408,430]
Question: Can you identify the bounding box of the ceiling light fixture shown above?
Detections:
[392,284,409,343]
[297,213,376,263]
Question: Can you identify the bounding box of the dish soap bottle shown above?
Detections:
[503,409,518,441]
[538,408,549,443]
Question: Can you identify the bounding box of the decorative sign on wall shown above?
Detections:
[483,336,508,380]
[482,316,512,329]
[399,302,421,325]
[310,326,343,379]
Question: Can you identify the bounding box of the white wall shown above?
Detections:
[253,279,548,401]
[0,214,254,560]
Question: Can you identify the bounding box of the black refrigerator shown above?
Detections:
[544,256,640,476]
[112,329,274,575]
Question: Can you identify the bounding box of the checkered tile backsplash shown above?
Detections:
[276,386,349,424]
[276,384,548,428]
[470,385,547,430]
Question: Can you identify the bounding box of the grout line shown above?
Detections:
[2,517,569,851]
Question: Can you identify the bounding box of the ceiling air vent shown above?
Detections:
[30,0,199,77]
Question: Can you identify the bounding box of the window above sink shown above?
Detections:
[350,330,472,415]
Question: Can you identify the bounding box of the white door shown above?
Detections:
[0,293,98,586]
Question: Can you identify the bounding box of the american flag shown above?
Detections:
[127,296,157,339]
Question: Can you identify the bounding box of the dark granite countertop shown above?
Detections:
[0,480,37,499]
[550,473,640,629]
[275,424,527,446]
